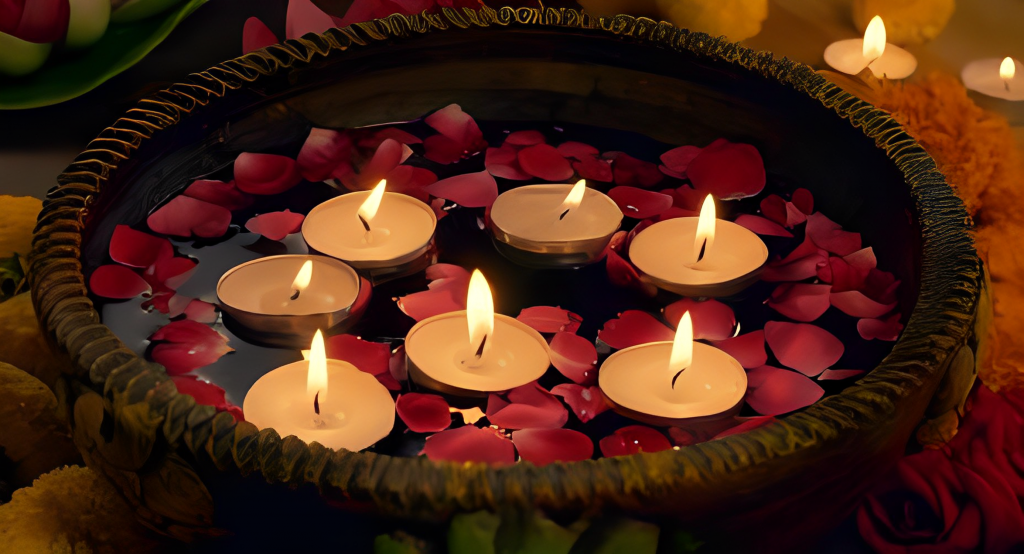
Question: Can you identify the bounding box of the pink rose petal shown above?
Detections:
[242,17,279,54]
[397,264,471,321]
[663,298,736,341]
[764,321,844,377]
[109,225,173,268]
[171,375,243,421]
[818,369,865,381]
[712,331,767,369]
[485,146,532,180]
[605,249,657,297]
[767,283,831,322]
[297,128,353,182]
[512,429,593,466]
[150,320,233,375]
[712,415,776,440]
[396,393,452,433]
[830,290,896,319]
[424,104,486,158]
[384,165,437,203]
[734,214,794,238]
[557,141,599,160]
[549,332,598,385]
[599,425,672,457]
[341,138,408,191]
[244,210,305,241]
[598,310,674,350]
[184,300,218,324]
[517,144,574,181]
[551,384,609,423]
[660,145,701,175]
[149,256,197,290]
[426,170,498,208]
[761,237,828,282]
[608,152,664,188]
[183,180,253,211]
[505,130,546,146]
[844,247,877,272]
[607,186,673,219]
[746,365,825,415]
[573,156,614,183]
[791,188,814,215]
[858,314,903,341]
[516,306,582,334]
[823,256,869,291]
[486,383,568,430]
[687,140,765,199]
[362,127,422,148]
[147,196,232,238]
[234,153,301,195]
[422,426,515,465]
[805,212,861,256]
[89,265,151,299]
[285,0,335,39]
[167,294,192,318]
[324,334,390,376]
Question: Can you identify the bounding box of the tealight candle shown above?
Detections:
[405,270,550,397]
[217,254,362,347]
[823,16,917,79]
[599,312,747,427]
[489,180,623,268]
[630,196,768,297]
[243,330,395,451]
[962,57,1024,101]
[303,180,437,282]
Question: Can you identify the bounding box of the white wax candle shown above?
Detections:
[823,16,917,80]
[490,183,622,244]
[962,57,1024,101]
[218,255,360,316]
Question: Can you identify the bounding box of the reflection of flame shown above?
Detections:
[292,260,313,294]
[357,179,387,225]
[558,179,587,219]
[863,15,886,61]
[1001,57,1016,80]
[670,311,693,373]
[307,329,328,407]
[466,269,494,357]
[693,195,716,264]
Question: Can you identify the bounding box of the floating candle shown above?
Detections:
[489,180,623,267]
[405,270,550,396]
[243,330,395,451]
[599,312,747,426]
[217,254,362,347]
[630,196,768,297]
[303,180,437,281]
[823,16,917,79]
[962,57,1024,101]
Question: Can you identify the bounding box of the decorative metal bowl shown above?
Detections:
[29,5,986,551]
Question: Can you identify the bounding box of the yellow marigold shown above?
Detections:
[655,0,768,41]
[0,293,74,388]
[0,195,41,259]
[853,0,956,46]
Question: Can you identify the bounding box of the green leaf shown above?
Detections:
[567,517,660,554]
[375,533,426,554]
[495,509,582,554]
[0,0,208,110]
[0,254,26,302]
[449,511,500,554]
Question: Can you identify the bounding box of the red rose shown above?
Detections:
[949,387,1024,504]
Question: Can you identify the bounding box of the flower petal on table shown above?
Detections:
[830,290,897,319]
[183,179,253,211]
[734,214,793,238]
[764,321,843,377]
[660,145,701,175]
[166,294,192,318]
[557,141,599,160]
[551,384,609,423]
[149,256,197,291]
[761,236,828,282]
[397,393,452,433]
[421,426,515,465]
[599,425,672,457]
[518,144,574,181]
[663,298,736,341]
[109,225,173,268]
[712,415,777,440]
[342,138,408,190]
[423,134,465,165]
[171,375,243,421]
[244,210,305,241]
[767,283,831,322]
[505,130,546,146]
[608,152,664,189]
[573,155,614,183]
[858,314,904,341]
[396,264,471,321]
[549,332,598,385]
[823,256,868,290]
[712,331,767,369]
[513,428,593,466]
[516,306,582,334]
[668,185,704,211]
[687,140,765,199]
[791,188,814,215]
[296,128,352,182]
[150,320,233,375]
[234,153,302,195]
[760,194,787,226]
[324,334,390,376]
[147,196,232,238]
[184,299,218,324]
[607,186,673,219]
[285,0,334,39]
[746,365,824,416]
[805,212,861,256]
[485,146,531,180]
[89,265,151,299]
[818,369,866,381]
[486,383,568,430]
[426,170,498,208]
[598,310,674,350]
[425,104,486,154]
[242,16,279,54]
[384,165,437,203]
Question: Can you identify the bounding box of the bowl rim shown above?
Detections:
[30,3,981,526]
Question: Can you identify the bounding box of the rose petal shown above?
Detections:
[512,429,593,466]
[397,264,471,321]
[760,194,788,226]
[687,140,766,199]
[516,306,582,334]
[668,185,704,211]
[425,104,485,153]
[9,0,68,43]
[734,214,794,238]
[712,415,776,440]
[818,369,865,381]
[607,186,673,219]
[149,256,197,290]
[324,334,390,376]
[761,237,829,282]
[767,283,832,322]
[384,165,437,203]
[746,365,825,415]
[605,249,657,297]
[341,138,407,190]
[823,256,869,290]
[234,153,302,195]
[485,146,532,180]
[712,331,767,369]
[660,145,701,174]
[549,332,597,385]
[516,144,574,181]
[285,0,335,39]
[830,290,897,318]
[421,426,515,465]
[557,141,599,160]
[573,156,614,183]
[426,170,498,208]
[764,321,844,377]
[362,127,422,148]
[791,188,814,215]
[183,180,253,211]
[244,210,305,241]
[607,152,664,188]
[147,196,232,238]
[149,320,233,375]
[89,265,151,299]
[396,393,452,433]
[655,206,698,222]
[599,425,672,457]
[598,310,674,350]
[550,384,609,423]
[805,212,862,256]
[663,298,736,341]
[505,130,546,146]
[184,300,218,323]
[297,128,353,182]
[843,247,877,272]
[350,276,373,320]
[167,294,192,318]
[659,165,686,180]
[243,17,279,53]
[863,269,901,304]
[109,225,173,268]
[486,383,568,430]
[171,375,242,421]
[858,314,903,341]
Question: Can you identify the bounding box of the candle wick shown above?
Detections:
[696,238,708,263]
[671,367,688,389]
[558,208,571,221]
[473,334,488,360]
[290,289,300,300]
[1005,79,1012,92]
[357,214,372,233]
[314,391,321,415]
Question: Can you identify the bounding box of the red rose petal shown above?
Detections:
[607,186,673,219]
[486,383,568,430]
[516,306,582,334]
[485,146,532,180]
[599,425,672,457]
[423,134,465,165]
[363,127,422,148]
[171,375,241,421]
[858,314,903,341]
[767,283,832,322]
[805,212,862,256]
[396,264,471,321]
[734,214,793,238]
[9,0,68,43]
[183,180,253,211]
[151,256,197,290]
[824,256,870,291]
[384,165,437,203]
[761,237,828,282]
[843,247,877,272]
[343,138,409,190]
[818,369,865,380]
[746,365,825,415]
[297,128,353,182]
[551,384,609,423]
[0,1,22,35]
[184,300,218,323]
[518,144,574,181]
[244,210,306,241]
[712,415,776,440]
[242,17,279,53]
[348,276,373,322]
[712,331,767,369]
[89,265,151,299]
[830,290,897,318]
[863,269,901,304]
[557,141,599,160]
[396,393,452,433]
[421,426,515,466]
[324,334,390,376]
[505,130,546,146]
[149,320,233,375]
[285,0,335,39]
[573,156,614,183]
[426,170,498,208]
[687,140,766,199]
[760,195,787,226]
[660,145,701,174]
[166,294,192,318]
[605,248,657,297]
[147,196,232,238]
[425,104,485,154]
[234,153,302,195]
[764,321,844,377]
[512,429,593,466]
[389,344,408,383]
[608,152,664,188]
[598,310,674,350]
[549,332,598,385]
[663,298,736,341]
[655,206,697,222]
[109,225,173,268]
[669,185,704,211]
[659,165,686,180]
[791,188,814,215]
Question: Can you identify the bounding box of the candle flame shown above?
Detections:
[466,269,494,358]
[307,329,328,407]
[558,179,587,220]
[863,15,886,61]
[291,260,313,294]
[670,311,693,374]
[693,195,716,265]
[1001,57,1016,80]
[357,179,387,226]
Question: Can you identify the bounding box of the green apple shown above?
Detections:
[66,0,112,50]
[110,0,183,23]
[0,33,51,77]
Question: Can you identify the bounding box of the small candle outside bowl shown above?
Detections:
[217,255,362,348]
